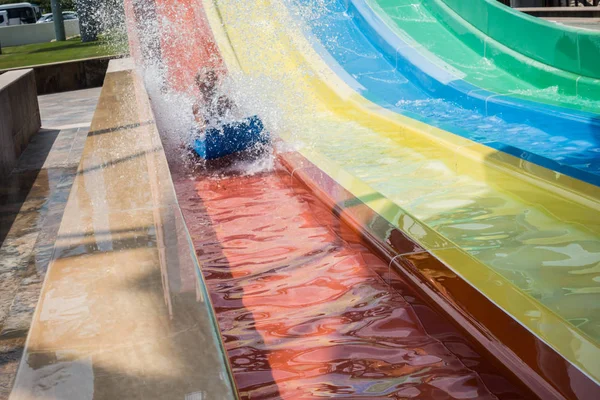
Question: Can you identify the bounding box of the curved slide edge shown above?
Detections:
[421,0,600,109]
[437,0,600,81]
[335,0,600,188]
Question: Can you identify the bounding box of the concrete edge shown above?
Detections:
[0,69,33,89]
[0,54,128,74]
[106,57,135,74]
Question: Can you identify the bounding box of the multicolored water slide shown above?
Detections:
[126,0,600,397]
[301,0,600,186]
[207,0,600,371]
[368,0,600,110]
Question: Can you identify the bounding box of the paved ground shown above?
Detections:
[544,17,600,30]
[0,88,101,399]
[9,68,236,400]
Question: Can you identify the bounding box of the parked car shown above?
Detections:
[36,11,78,24]
[0,2,41,25]
[36,13,51,23]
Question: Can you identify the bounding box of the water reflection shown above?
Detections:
[172,158,527,399]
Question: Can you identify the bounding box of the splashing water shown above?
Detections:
[122,0,325,176]
[106,0,600,343]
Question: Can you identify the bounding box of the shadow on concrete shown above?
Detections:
[87,120,155,137]
[77,146,162,176]
[0,129,60,246]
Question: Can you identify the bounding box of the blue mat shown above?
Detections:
[192,116,269,160]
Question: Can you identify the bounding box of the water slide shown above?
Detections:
[365,0,600,112]
[127,0,600,396]
[301,0,600,185]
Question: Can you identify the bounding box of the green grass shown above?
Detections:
[0,36,126,70]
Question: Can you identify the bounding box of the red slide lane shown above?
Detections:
[171,162,526,399]
[153,0,223,92]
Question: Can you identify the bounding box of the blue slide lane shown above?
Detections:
[293,0,600,186]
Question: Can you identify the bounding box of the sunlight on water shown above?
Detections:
[245,0,600,341]
[132,20,297,174]
[298,0,600,178]
[120,0,600,343]
[394,98,600,173]
[509,85,600,114]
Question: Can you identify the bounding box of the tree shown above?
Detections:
[45,1,76,12]
[76,0,125,43]
[76,0,99,42]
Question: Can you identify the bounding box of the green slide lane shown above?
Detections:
[369,0,600,113]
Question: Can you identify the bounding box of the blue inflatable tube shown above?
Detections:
[192,116,269,160]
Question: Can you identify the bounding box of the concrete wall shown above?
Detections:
[0,20,80,47]
[518,7,600,17]
[510,0,545,6]
[1,55,121,95]
[0,69,41,179]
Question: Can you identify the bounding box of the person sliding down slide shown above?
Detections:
[191,70,269,160]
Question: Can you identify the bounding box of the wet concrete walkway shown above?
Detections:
[8,64,236,400]
[545,18,600,30]
[0,88,100,398]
